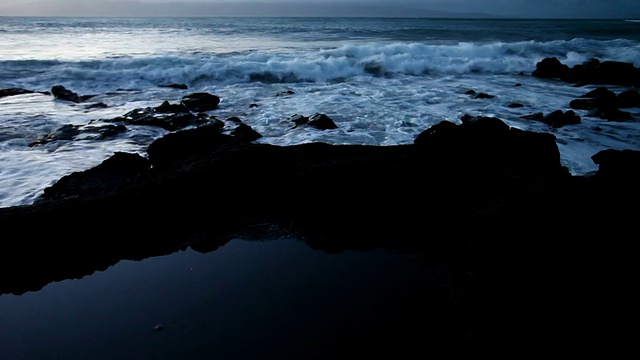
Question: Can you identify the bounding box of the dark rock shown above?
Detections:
[159,83,188,89]
[37,151,150,202]
[225,116,243,125]
[520,110,581,128]
[590,107,634,122]
[146,121,226,166]
[416,115,567,180]
[533,57,640,87]
[289,114,308,128]
[51,85,82,103]
[473,92,495,99]
[111,103,212,131]
[0,87,36,99]
[532,57,575,82]
[542,110,581,128]
[81,123,127,140]
[275,90,295,96]
[28,122,127,146]
[85,102,109,109]
[230,123,263,142]
[579,87,617,100]
[577,60,640,87]
[1,117,638,360]
[570,87,635,121]
[180,92,220,112]
[363,62,383,75]
[287,113,335,130]
[28,124,80,146]
[616,89,640,108]
[591,149,640,182]
[569,98,599,110]
[307,113,338,130]
[155,100,190,114]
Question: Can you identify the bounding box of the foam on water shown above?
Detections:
[2,17,640,208]
[4,39,639,94]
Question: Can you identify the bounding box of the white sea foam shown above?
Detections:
[1,17,640,208]
[4,39,639,94]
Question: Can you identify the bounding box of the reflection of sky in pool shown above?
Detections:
[0,237,458,359]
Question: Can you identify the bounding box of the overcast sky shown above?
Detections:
[1,0,639,18]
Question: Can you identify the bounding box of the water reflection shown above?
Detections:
[0,237,464,359]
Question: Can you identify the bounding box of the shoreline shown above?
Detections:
[1,56,639,356]
[1,115,637,356]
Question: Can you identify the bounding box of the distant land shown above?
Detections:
[0,0,500,18]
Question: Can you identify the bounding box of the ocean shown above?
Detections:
[1,16,640,210]
[2,16,640,358]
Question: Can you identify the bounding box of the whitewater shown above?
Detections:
[1,17,639,208]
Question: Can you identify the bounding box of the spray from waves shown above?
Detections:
[2,39,639,94]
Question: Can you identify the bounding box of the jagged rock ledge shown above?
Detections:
[2,56,640,355]
[1,114,639,291]
[0,114,638,356]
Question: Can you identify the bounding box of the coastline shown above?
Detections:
[2,55,639,292]
[1,111,639,355]
[1,55,640,357]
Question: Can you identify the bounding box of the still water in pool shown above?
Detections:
[0,237,463,359]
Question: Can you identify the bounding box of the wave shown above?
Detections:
[2,39,639,93]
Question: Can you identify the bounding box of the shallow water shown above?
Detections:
[0,237,461,359]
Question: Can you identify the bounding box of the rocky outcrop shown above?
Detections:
[519,109,582,128]
[0,87,39,98]
[28,123,127,147]
[50,84,96,103]
[180,91,220,112]
[532,57,640,87]
[290,113,339,130]
[2,114,639,293]
[570,87,636,121]
[1,114,638,357]
[28,93,227,147]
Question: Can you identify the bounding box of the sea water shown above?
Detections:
[0,237,450,359]
[1,17,640,208]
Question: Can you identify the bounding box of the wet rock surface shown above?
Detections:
[3,16,640,357]
[1,98,638,357]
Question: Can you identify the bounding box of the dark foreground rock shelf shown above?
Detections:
[1,115,639,357]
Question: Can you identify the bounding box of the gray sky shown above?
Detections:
[1,0,639,18]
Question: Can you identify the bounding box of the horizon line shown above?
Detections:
[0,15,633,20]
